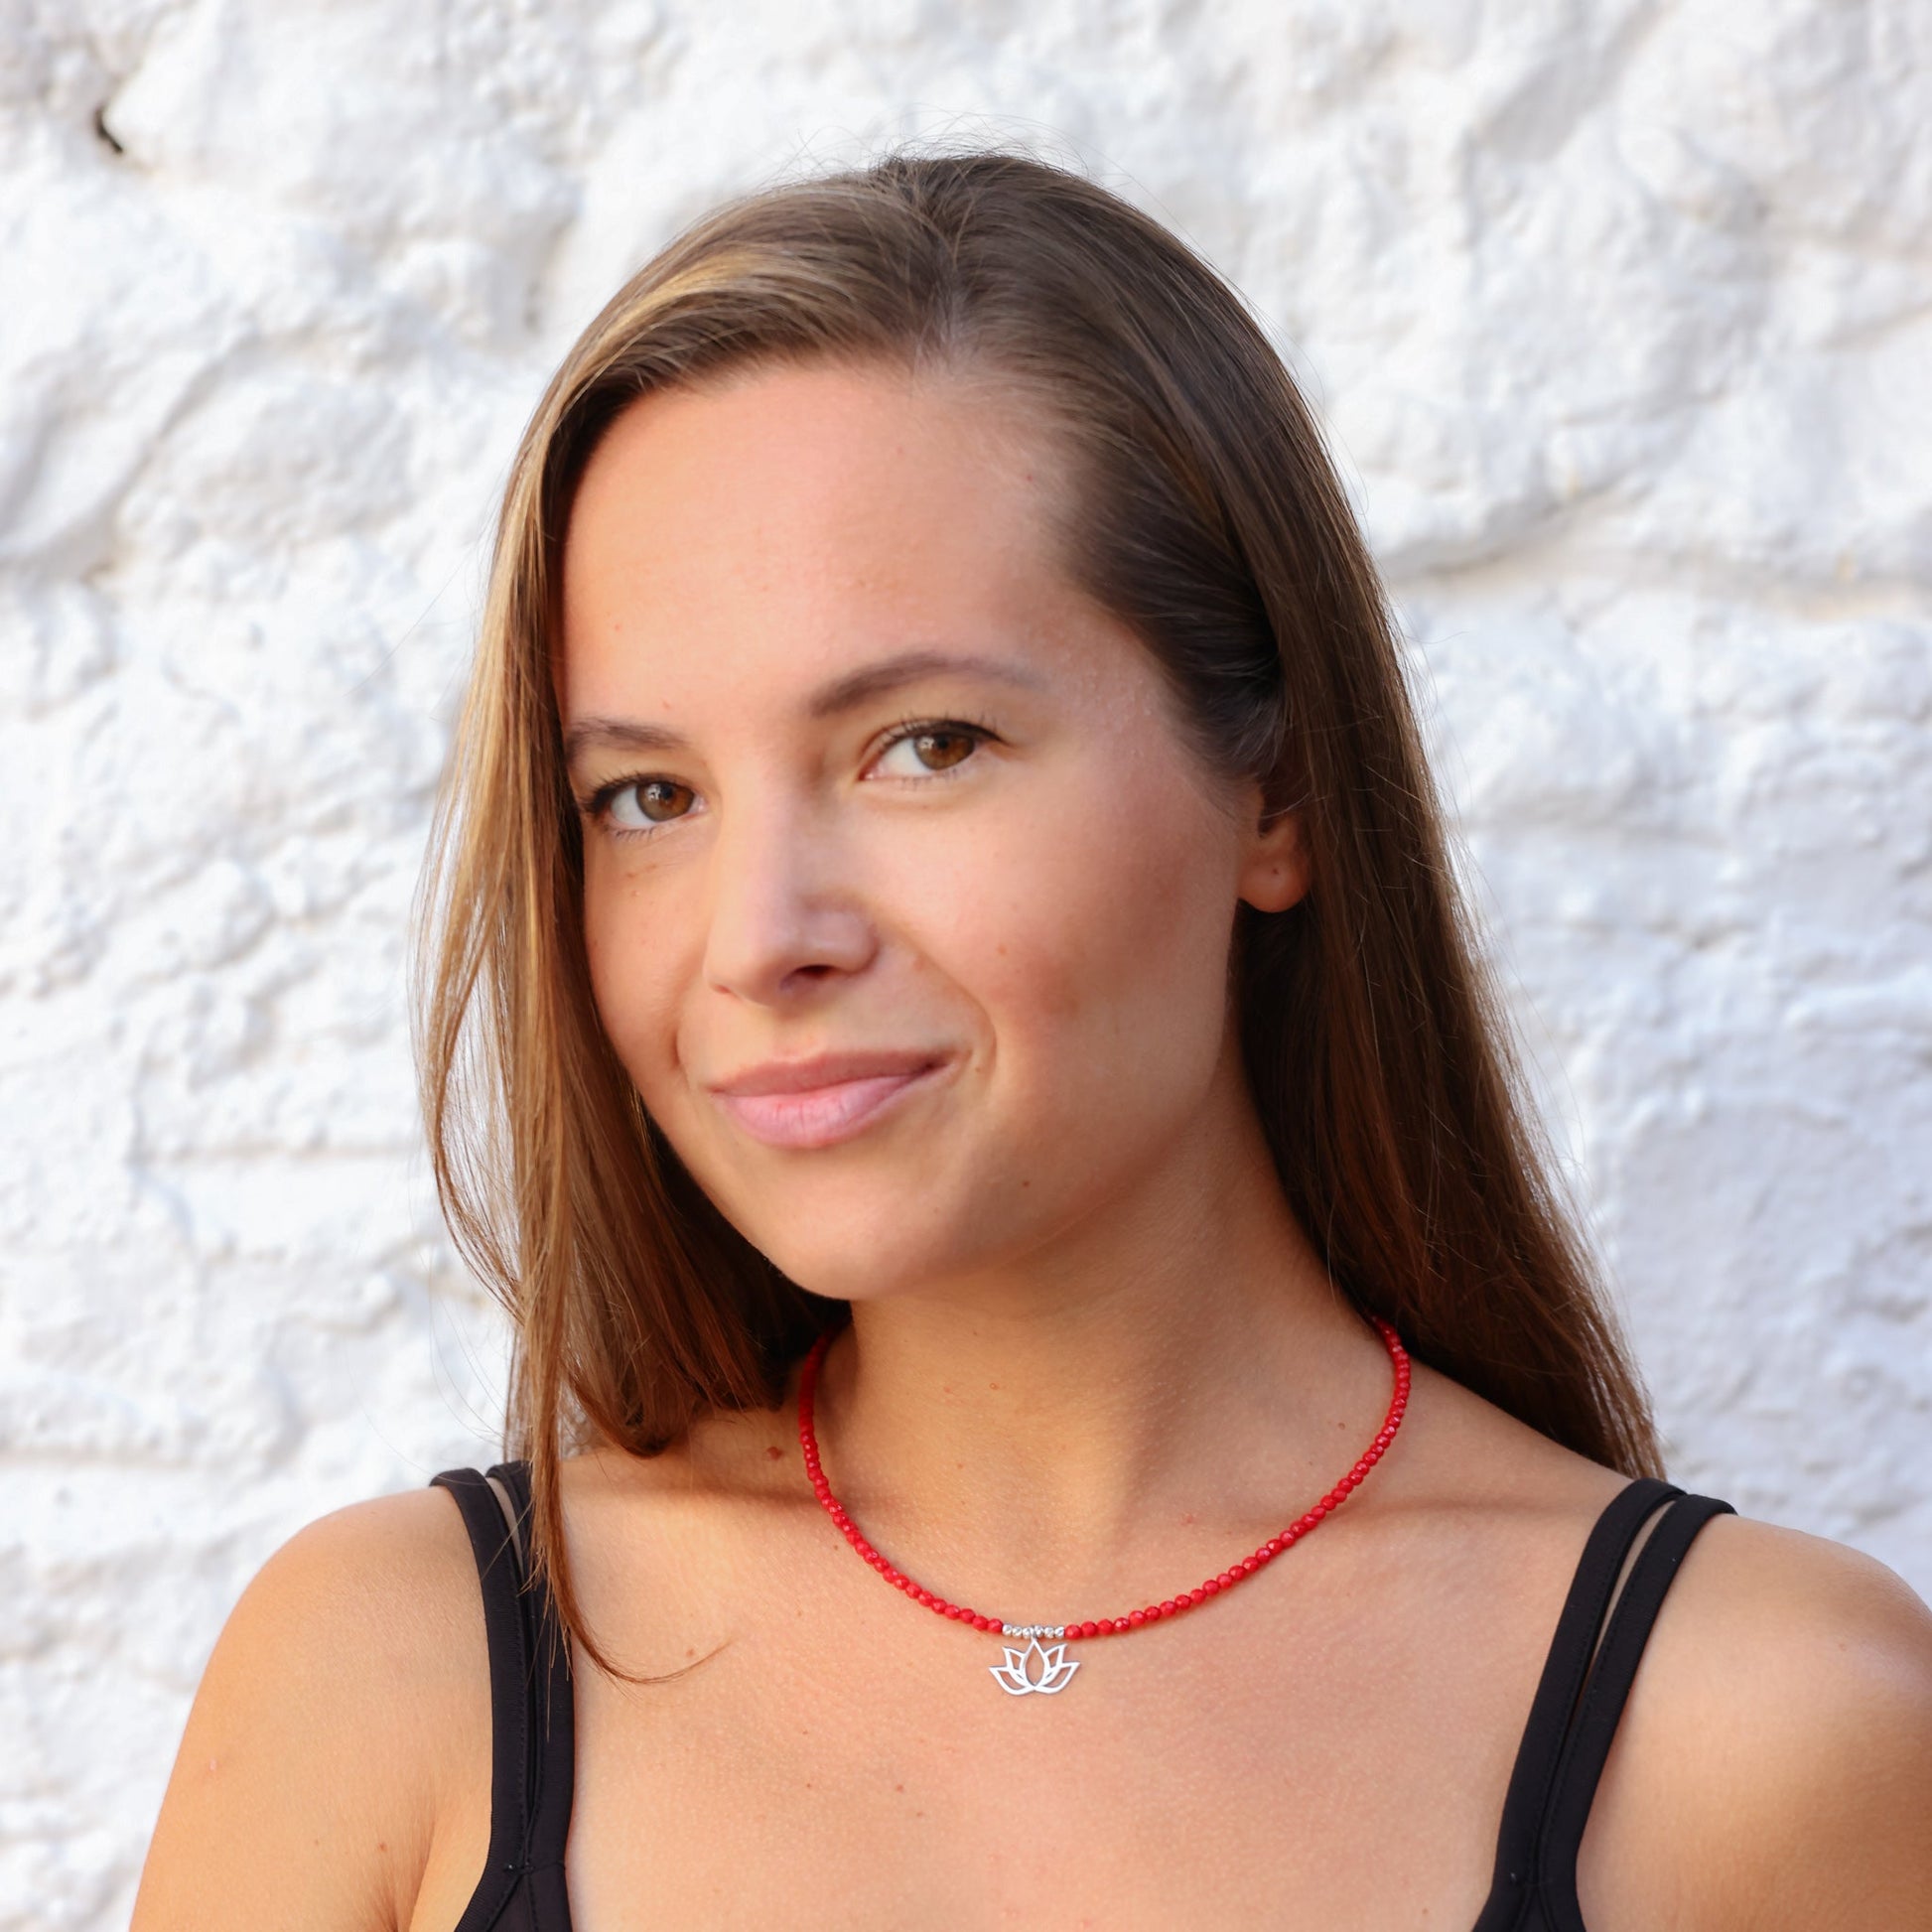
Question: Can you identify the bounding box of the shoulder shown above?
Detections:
[132,1481,492,1932]
[1594,1507,1932,1930]
[194,1481,490,1742]
[1393,1369,1932,1925]
[1649,1511,1932,1800]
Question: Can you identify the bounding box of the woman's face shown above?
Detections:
[557,358,1301,1303]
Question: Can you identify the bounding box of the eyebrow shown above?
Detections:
[561,648,1048,765]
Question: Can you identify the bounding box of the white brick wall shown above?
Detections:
[4,2,1927,1920]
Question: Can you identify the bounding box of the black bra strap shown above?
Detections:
[490,1462,577,1875]
[434,1466,538,1932]
[1534,1490,1735,1929]
[1479,1475,1680,1917]
[1474,1477,1735,1930]
[432,1463,578,1927]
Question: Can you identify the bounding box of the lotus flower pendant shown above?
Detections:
[989,1634,1080,1695]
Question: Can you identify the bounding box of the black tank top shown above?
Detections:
[430,1463,1733,1931]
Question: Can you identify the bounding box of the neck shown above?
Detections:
[796,1051,1397,1618]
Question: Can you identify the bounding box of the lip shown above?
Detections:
[706,1049,951,1150]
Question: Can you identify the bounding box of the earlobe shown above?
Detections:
[1238,805,1311,914]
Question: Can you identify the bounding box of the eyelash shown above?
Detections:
[577,713,1004,845]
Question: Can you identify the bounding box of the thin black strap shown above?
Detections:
[1534,1490,1735,1930]
[432,1467,537,1932]
[1472,1477,1682,1930]
[487,1462,577,1880]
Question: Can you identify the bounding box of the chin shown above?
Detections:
[730,1193,999,1305]
[755,1230,956,1305]
[679,1123,1074,1301]
[709,1124,1130,1304]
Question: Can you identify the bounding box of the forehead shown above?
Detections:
[555,358,1092,714]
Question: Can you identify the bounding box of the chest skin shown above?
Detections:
[531,1480,1664,1931]
[572,1588,1500,1926]
[403,1352,1741,1932]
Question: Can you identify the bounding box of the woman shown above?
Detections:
[133,149,1932,1931]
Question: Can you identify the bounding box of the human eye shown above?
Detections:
[866,715,1000,782]
[579,773,699,842]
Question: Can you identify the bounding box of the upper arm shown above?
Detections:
[1596,1513,1932,1932]
[130,1484,491,1932]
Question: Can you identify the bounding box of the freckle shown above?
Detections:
[685,1647,696,1657]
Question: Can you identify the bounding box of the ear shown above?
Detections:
[1235,785,1311,914]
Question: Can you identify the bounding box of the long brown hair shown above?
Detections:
[412,145,1660,1670]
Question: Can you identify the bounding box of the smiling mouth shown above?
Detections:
[710,1062,947,1150]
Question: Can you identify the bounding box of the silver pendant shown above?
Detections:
[990,1626,1080,1695]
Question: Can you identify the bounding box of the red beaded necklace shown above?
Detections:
[796,1313,1412,1694]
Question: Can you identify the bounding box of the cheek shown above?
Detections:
[961,762,1239,1121]
[581,858,686,1099]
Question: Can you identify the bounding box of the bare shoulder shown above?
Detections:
[1641,1511,1932,1794]
[1400,1368,1932,1926]
[1596,1508,1932,1929]
[1668,1506,1932,1669]
[132,1483,491,1932]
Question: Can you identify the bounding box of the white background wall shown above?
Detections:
[4,1,1928,1921]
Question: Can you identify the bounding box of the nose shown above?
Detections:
[700,787,878,1006]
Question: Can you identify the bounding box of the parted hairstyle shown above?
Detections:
[412,144,1661,1672]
